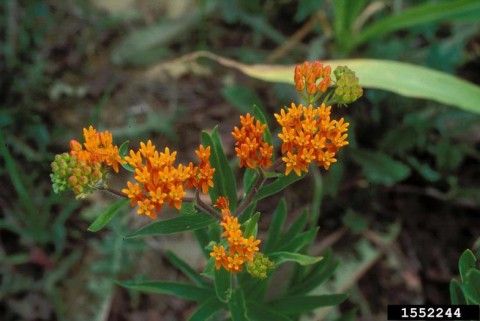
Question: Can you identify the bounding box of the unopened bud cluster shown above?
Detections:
[333,66,363,105]
[50,153,104,198]
[246,253,275,279]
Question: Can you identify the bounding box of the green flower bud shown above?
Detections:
[246,253,275,279]
[333,66,363,105]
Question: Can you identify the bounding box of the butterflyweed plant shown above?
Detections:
[51,61,362,320]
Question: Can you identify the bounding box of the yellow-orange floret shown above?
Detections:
[232,113,273,169]
[70,126,122,173]
[210,196,261,273]
[294,61,331,96]
[274,103,349,176]
[121,141,194,219]
[191,145,215,194]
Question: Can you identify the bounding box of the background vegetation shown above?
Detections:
[1,0,479,320]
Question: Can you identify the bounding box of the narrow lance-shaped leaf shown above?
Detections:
[251,104,272,144]
[458,249,477,282]
[264,198,287,253]
[354,0,480,49]
[270,251,323,266]
[228,289,249,321]
[117,280,214,302]
[214,268,231,303]
[269,294,348,314]
[165,251,208,287]
[119,140,135,172]
[88,199,129,232]
[188,297,225,321]
[157,52,480,114]
[125,214,216,239]
[254,173,304,202]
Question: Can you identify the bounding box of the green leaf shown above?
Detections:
[464,269,480,304]
[222,84,262,114]
[354,0,480,49]
[254,173,304,202]
[270,252,322,266]
[188,297,224,321]
[449,279,466,304]
[251,104,272,144]
[278,228,318,253]
[459,249,477,282]
[248,302,293,321]
[289,250,339,295]
[281,210,308,243]
[243,212,260,238]
[269,294,348,314]
[165,251,208,287]
[178,52,480,114]
[117,280,213,301]
[88,199,129,232]
[125,214,216,239]
[351,149,411,186]
[214,268,231,303]
[118,140,135,172]
[228,289,249,321]
[243,169,257,196]
[239,201,257,224]
[202,127,237,210]
[264,198,287,253]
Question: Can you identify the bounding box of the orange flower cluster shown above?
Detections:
[70,126,122,173]
[232,113,273,169]
[275,103,349,176]
[190,145,215,194]
[294,61,332,96]
[122,141,214,219]
[210,197,260,273]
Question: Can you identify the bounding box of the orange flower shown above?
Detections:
[191,145,215,194]
[274,103,349,175]
[210,196,261,273]
[121,141,194,219]
[294,61,332,96]
[70,126,122,173]
[232,113,273,169]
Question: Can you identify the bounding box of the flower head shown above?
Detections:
[274,103,349,175]
[191,145,215,194]
[122,142,195,219]
[246,253,275,279]
[294,61,332,96]
[232,113,273,169]
[70,126,122,173]
[209,196,261,273]
[333,66,363,104]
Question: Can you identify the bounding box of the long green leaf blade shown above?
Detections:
[269,294,348,314]
[117,280,213,301]
[125,214,216,239]
[171,52,480,114]
[189,297,224,321]
[88,199,129,232]
[254,173,304,202]
[264,198,287,253]
[270,252,323,266]
[229,289,250,321]
[165,251,208,287]
[355,0,480,48]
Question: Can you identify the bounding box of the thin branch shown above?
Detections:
[99,187,126,198]
[235,170,266,216]
[195,190,221,219]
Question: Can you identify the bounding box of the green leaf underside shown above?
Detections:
[270,251,323,266]
[214,268,231,302]
[228,289,249,321]
[459,249,477,282]
[202,128,238,210]
[165,251,208,287]
[88,199,129,232]
[269,294,348,314]
[188,297,224,321]
[169,52,480,115]
[117,280,213,301]
[248,302,293,321]
[125,214,216,239]
[254,173,304,202]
